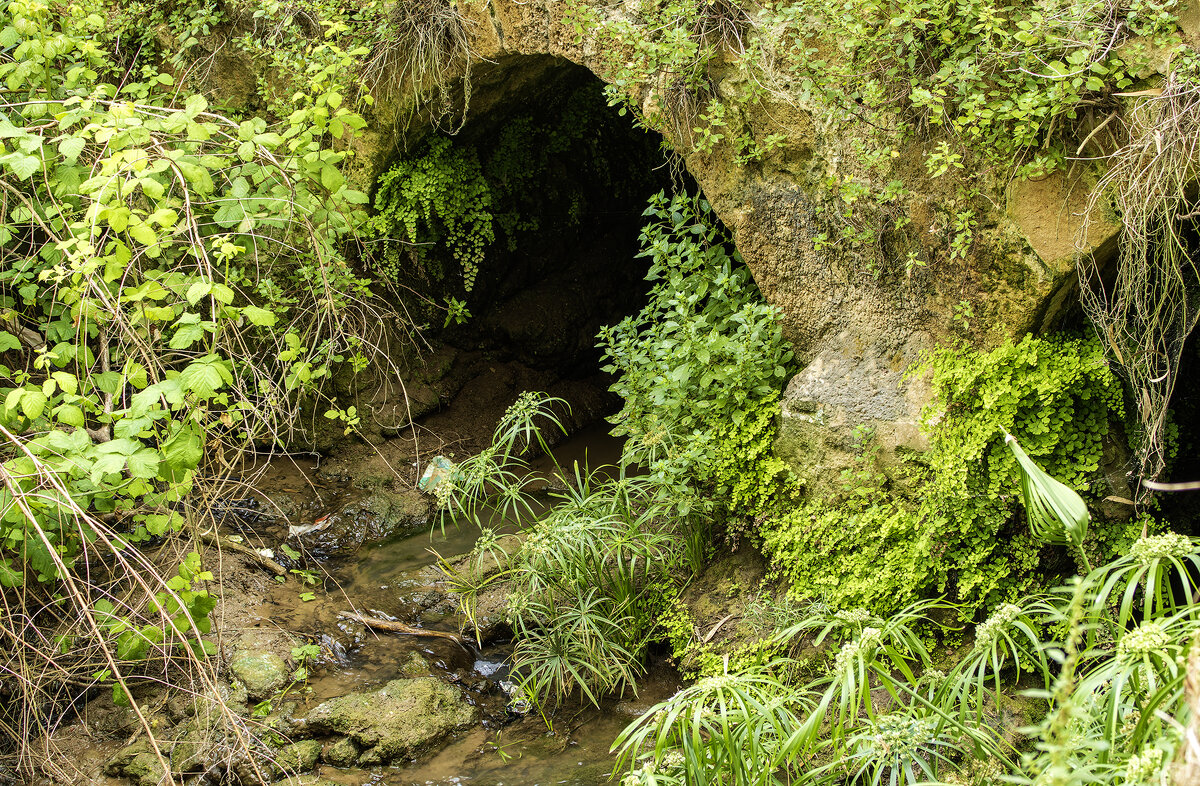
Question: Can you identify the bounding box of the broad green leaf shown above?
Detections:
[20,390,46,420]
[2,153,40,180]
[0,560,22,588]
[159,422,203,481]
[89,452,127,482]
[210,284,234,305]
[127,222,158,246]
[50,371,77,396]
[126,448,161,479]
[185,281,211,305]
[1006,433,1089,549]
[241,305,276,327]
[53,404,84,427]
[184,93,208,117]
[169,322,205,349]
[180,356,232,398]
[57,136,86,164]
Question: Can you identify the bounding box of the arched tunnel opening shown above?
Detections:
[369,59,692,448]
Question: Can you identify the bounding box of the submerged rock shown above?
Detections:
[291,488,431,557]
[301,677,478,764]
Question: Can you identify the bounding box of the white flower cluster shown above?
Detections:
[835,607,873,626]
[1117,621,1171,661]
[866,713,937,759]
[918,669,947,693]
[520,530,552,565]
[975,604,1022,649]
[433,474,457,509]
[694,673,739,693]
[622,753,679,786]
[503,391,542,427]
[836,627,883,673]
[504,591,531,626]
[661,751,685,770]
[1129,532,1195,564]
[1123,746,1168,786]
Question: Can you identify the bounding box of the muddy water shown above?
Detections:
[278,424,678,785]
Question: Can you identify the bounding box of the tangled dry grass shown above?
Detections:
[1081,58,1200,492]
[362,0,478,129]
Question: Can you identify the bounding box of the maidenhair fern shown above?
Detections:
[371,136,493,291]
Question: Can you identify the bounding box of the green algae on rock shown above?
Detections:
[301,677,479,765]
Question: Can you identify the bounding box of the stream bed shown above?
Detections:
[250,424,681,785]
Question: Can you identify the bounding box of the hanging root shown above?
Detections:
[1081,54,1200,492]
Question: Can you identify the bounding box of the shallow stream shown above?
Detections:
[262,424,680,785]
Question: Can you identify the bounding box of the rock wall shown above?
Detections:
[348,0,1122,482]
[196,0,1129,478]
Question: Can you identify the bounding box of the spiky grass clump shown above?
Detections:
[615,532,1200,786]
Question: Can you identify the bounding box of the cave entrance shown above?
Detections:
[376,59,681,447]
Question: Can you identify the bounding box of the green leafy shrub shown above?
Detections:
[763,334,1131,615]
[0,0,395,766]
[599,193,794,517]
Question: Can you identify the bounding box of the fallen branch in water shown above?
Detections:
[338,611,473,652]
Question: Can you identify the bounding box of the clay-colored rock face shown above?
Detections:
[198,0,1121,473]
[342,0,1119,475]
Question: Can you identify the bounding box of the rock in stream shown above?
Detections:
[299,676,479,765]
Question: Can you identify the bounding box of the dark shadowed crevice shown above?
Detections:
[375,60,684,446]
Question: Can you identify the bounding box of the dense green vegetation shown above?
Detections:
[762,334,1135,615]
[614,539,1200,786]
[3,0,1200,785]
[599,194,795,520]
[424,190,1191,786]
[0,0,390,765]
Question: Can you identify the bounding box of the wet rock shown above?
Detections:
[776,341,931,498]
[167,682,250,723]
[104,741,166,786]
[229,650,288,699]
[82,693,142,738]
[169,718,208,774]
[468,580,515,645]
[291,489,431,557]
[321,736,360,767]
[272,739,323,775]
[301,677,478,764]
[399,651,433,678]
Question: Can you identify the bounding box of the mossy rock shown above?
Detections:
[169,718,207,774]
[302,677,478,764]
[271,739,323,776]
[104,741,166,786]
[321,736,360,767]
[229,650,289,700]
